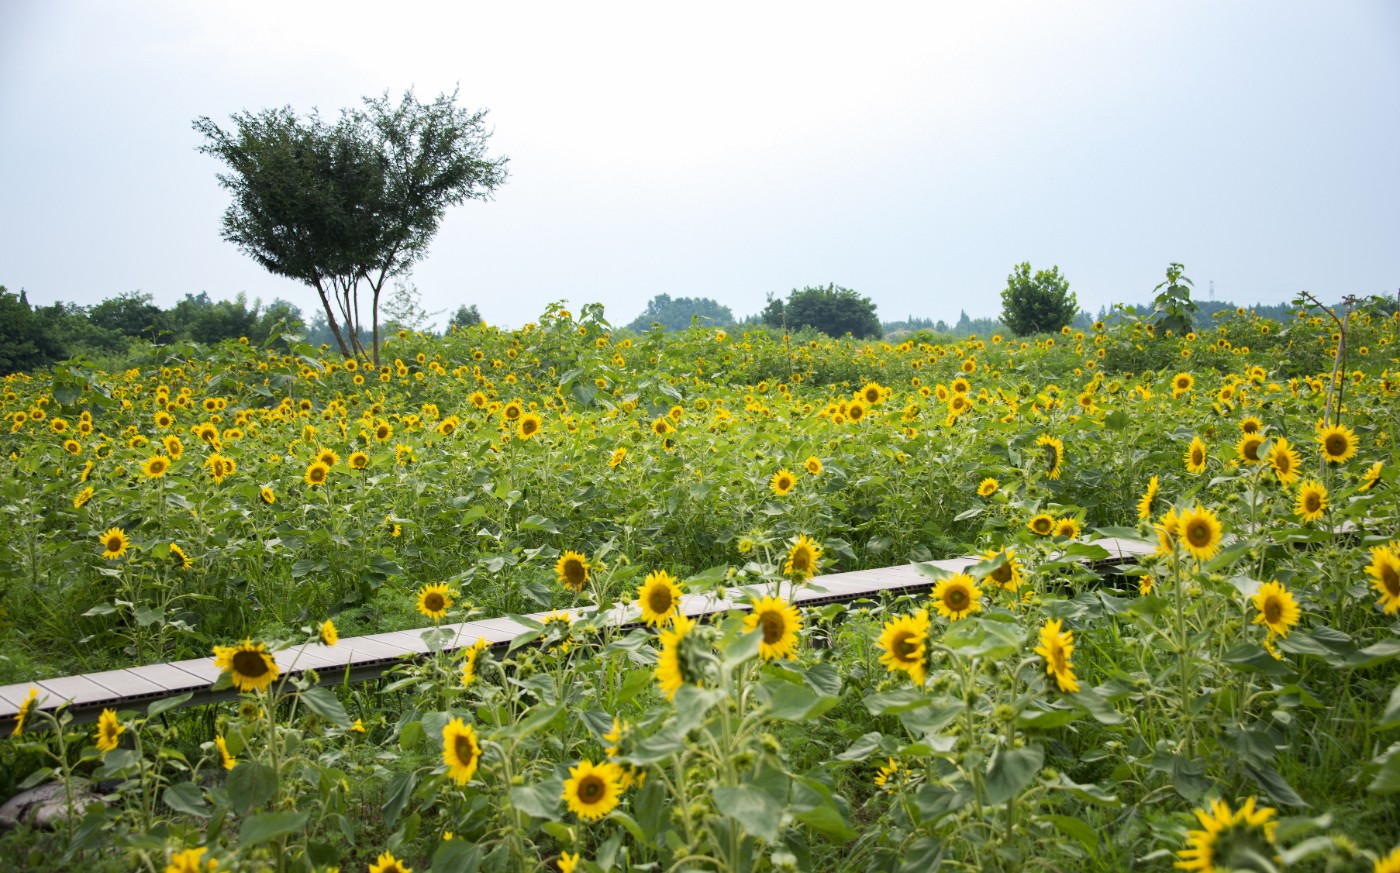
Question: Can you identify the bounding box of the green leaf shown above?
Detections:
[712,785,781,843]
[896,836,944,872]
[1379,682,1400,731]
[760,682,839,722]
[864,687,930,716]
[836,732,885,762]
[511,777,563,820]
[240,811,310,847]
[1016,707,1082,729]
[1222,643,1297,677]
[790,779,855,842]
[496,703,564,741]
[299,686,350,727]
[226,761,277,816]
[162,781,209,818]
[147,692,193,720]
[1068,687,1126,725]
[1043,814,1098,850]
[984,744,1043,805]
[1369,744,1400,794]
[1245,762,1307,808]
[383,771,416,827]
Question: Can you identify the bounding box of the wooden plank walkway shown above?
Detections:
[0,537,1154,731]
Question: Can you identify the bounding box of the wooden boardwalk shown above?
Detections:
[0,537,1154,731]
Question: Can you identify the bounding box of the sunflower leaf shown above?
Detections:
[299,686,350,728]
[984,744,1043,805]
[712,785,781,843]
[240,811,310,848]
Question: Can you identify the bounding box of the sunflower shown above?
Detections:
[1238,415,1263,435]
[260,486,275,505]
[743,596,802,661]
[655,613,703,699]
[166,847,214,873]
[502,400,523,421]
[1267,437,1301,486]
[1367,546,1400,615]
[369,851,411,873]
[304,461,330,487]
[100,527,129,560]
[978,477,999,498]
[651,417,674,437]
[205,453,235,484]
[563,759,623,821]
[846,400,867,422]
[1034,618,1080,693]
[1154,507,1181,557]
[1250,580,1300,638]
[1137,475,1160,521]
[559,851,580,873]
[555,550,590,592]
[169,542,192,570]
[319,619,338,646]
[216,734,236,770]
[980,549,1023,591]
[636,570,683,627]
[63,438,82,455]
[1376,847,1400,873]
[608,447,627,468]
[317,448,340,467]
[417,582,453,620]
[1175,796,1278,873]
[877,609,930,685]
[348,451,369,469]
[1359,461,1383,492]
[74,486,94,509]
[517,413,542,440]
[1293,480,1328,523]
[931,573,983,620]
[860,381,884,404]
[442,717,482,786]
[95,708,123,755]
[1028,513,1055,536]
[540,611,576,653]
[1316,422,1358,464]
[12,687,39,736]
[874,757,905,790]
[1035,434,1064,480]
[1236,433,1265,465]
[460,637,489,687]
[783,534,823,579]
[374,421,393,441]
[805,456,823,475]
[1055,517,1081,540]
[1172,372,1194,397]
[1184,436,1208,475]
[212,638,280,693]
[951,376,971,394]
[770,468,797,496]
[1177,505,1224,562]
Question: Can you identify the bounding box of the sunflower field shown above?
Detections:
[2,301,1399,872]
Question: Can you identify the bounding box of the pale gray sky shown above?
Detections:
[2,1,1397,329]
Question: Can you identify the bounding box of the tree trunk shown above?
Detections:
[312,278,353,357]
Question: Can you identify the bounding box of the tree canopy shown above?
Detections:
[762,284,882,339]
[999,263,1077,336]
[193,88,508,364]
[628,294,735,332]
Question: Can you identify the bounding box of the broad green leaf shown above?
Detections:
[147,692,193,720]
[760,682,839,722]
[1380,682,1400,731]
[226,761,276,816]
[240,811,310,847]
[1043,814,1097,850]
[162,781,209,818]
[712,784,781,843]
[382,771,415,827]
[510,777,563,820]
[299,686,350,727]
[984,744,1043,805]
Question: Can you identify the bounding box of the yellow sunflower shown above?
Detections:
[73,486,94,509]
[1293,480,1327,523]
[608,447,627,468]
[1184,436,1208,475]
[1155,506,1181,557]
[460,637,489,687]
[1316,422,1358,464]
[1375,846,1400,873]
[874,757,905,790]
[978,477,999,498]
[517,413,542,440]
[1034,618,1080,693]
[1267,437,1301,486]
[1137,475,1160,521]
[1175,796,1278,873]
[369,851,411,873]
[1367,546,1400,615]
[1028,513,1055,536]
[563,759,623,821]
[212,638,280,693]
[1238,415,1263,435]
[743,596,802,661]
[1172,372,1194,397]
[555,550,590,592]
[783,534,823,579]
[770,468,797,496]
[846,400,867,423]
[1359,461,1383,492]
[1236,433,1265,465]
[859,381,884,404]
[804,456,823,475]
[442,717,482,786]
[169,542,193,570]
[319,619,338,646]
[317,448,339,467]
[1250,580,1300,638]
[1035,434,1064,480]
[877,609,929,685]
[99,527,129,560]
[416,582,453,620]
[259,486,275,505]
[931,573,982,620]
[1177,505,1223,562]
[348,451,369,470]
[980,548,1023,591]
[216,734,236,770]
[95,708,123,755]
[559,851,580,873]
[141,455,169,478]
[1055,517,1081,540]
[655,613,702,699]
[166,847,214,873]
[651,417,674,437]
[12,687,39,736]
[636,570,683,627]
[304,460,330,487]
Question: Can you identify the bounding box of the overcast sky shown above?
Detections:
[2,1,1397,329]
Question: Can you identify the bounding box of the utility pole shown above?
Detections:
[1209,280,1215,302]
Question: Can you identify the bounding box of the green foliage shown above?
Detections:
[448,304,482,332]
[999,262,1077,336]
[0,287,66,375]
[193,87,508,363]
[763,283,882,339]
[627,294,735,332]
[1150,262,1199,336]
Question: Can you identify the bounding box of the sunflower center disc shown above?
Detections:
[232,650,268,678]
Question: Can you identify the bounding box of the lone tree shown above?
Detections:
[628,294,735,332]
[762,283,882,339]
[999,263,1077,336]
[194,88,508,365]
